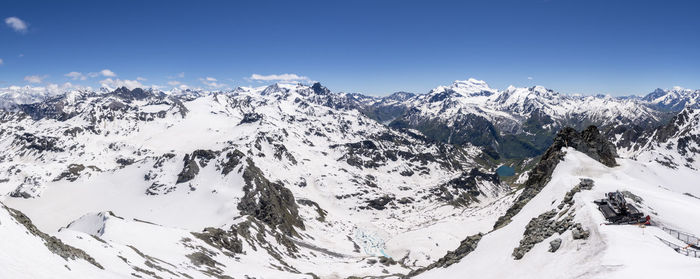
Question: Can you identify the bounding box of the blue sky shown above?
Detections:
[1,0,699,96]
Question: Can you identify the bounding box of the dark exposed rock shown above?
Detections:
[297,199,327,222]
[311,82,331,95]
[512,179,594,259]
[346,140,378,150]
[494,126,616,229]
[571,223,590,240]
[365,195,395,210]
[220,150,245,176]
[3,204,103,269]
[397,197,414,204]
[512,210,573,260]
[549,238,562,252]
[605,124,648,152]
[273,143,297,164]
[390,112,499,148]
[239,113,262,124]
[63,127,84,137]
[407,233,482,277]
[110,87,154,101]
[431,168,500,206]
[176,150,217,184]
[15,133,64,152]
[399,169,414,176]
[116,158,135,166]
[17,99,77,121]
[192,227,243,256]
[237,158,305,236]
[176,154,200,184]
[651,109,700,161]
[106,101,126,111]
[559,178,594,209]
[378,256,397,266]
[53,164,86,182]
[186,252,219,268]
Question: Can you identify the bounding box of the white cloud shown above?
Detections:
[199,77,226,88]
[136,76,147,81]
[248,73,310,82]
[65,71,87,80]
[100,69,116,77]
[46,83,60,93]
[5,17,28,33]
[527,77,533,80]
[167,81,181,86]
[179,84,189,90]
[24,75,47,83]
[100,78,144,90]
[0,58,3,65]
[44,82,81,94]
[85,69,117,78]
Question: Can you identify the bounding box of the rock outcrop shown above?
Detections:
[406,234,482,277]
[237,159,305,237]
[494,126,615,229]
[3,204,103,269]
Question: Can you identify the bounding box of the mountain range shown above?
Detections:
[0,79,698,278]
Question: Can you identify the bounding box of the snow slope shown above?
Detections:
[0,83,508,278]
[418,149,700,279]
[0,203,116,279]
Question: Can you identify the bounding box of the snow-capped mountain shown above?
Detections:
[396,78,663,128]
[612,108,700,171]
[0,83,508,278]
[416,148,700,279]
[412,123,700,279]
[642,86,700,112]
[0,80,699,278]
[374,78,666,159]
[0,85,68,109]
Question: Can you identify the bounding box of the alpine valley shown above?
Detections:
[0,79,698,279]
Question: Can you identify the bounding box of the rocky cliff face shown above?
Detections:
[494,125,617,229]
[609,108,699,170]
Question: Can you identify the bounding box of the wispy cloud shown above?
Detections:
[167,81,181,86]
[248,73,310,82]
[5,17,28,33]
[24,75,47,83]
[0,58,3,65]
[527,77,533,80]
[100,78,143,89]
[65,71,87,80]
[84,69,117,78]
[199,77,226,88]
[136,76,147,81]
[100,69,116,77]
